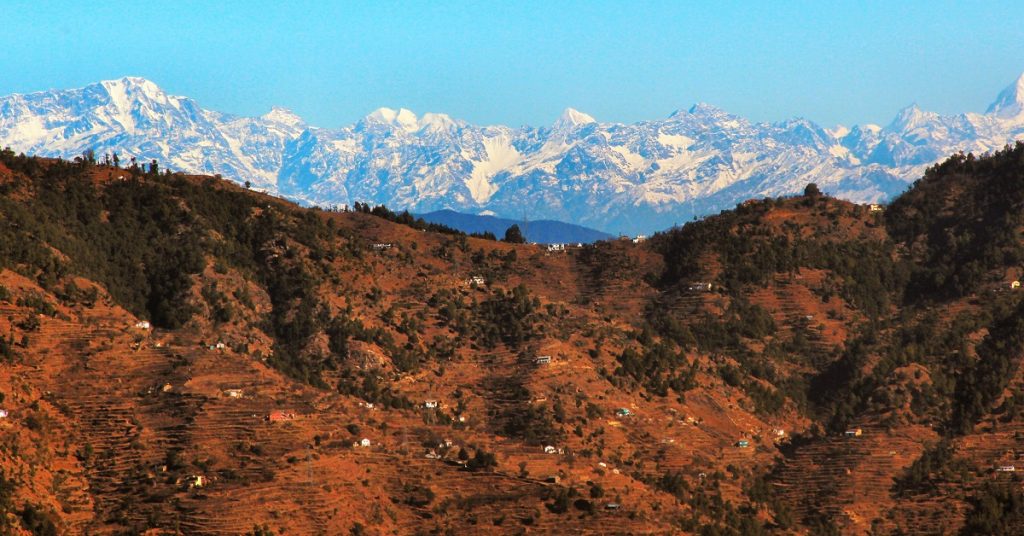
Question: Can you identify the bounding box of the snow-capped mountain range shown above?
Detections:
[3,74,1024,234]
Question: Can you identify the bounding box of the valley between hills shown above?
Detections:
[2,145,1024,535]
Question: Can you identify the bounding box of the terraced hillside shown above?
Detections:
[3,145,1024,534]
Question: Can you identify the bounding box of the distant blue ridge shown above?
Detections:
[415,209,613,244]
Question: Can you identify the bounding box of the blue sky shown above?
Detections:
[3,1,1023,128]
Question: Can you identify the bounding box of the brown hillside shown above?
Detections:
[5,149,1024,535]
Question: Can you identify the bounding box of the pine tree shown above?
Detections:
[503,224,525,244]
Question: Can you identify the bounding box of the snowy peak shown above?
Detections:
[360,108,459,134]
[98,76,166,98]
[262,106,305,127]
[553,107,596,129]
[95,77,180,112]
[0,76,301,190]
[363,107,419,132]
[418,112,458,133]
[888,104,938,131]
[986,72,1024,118]
[685,102,728,116]
[673,102,740,125]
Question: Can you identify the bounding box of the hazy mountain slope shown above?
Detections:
[4,74,1024,234]
[416,209,613,243]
